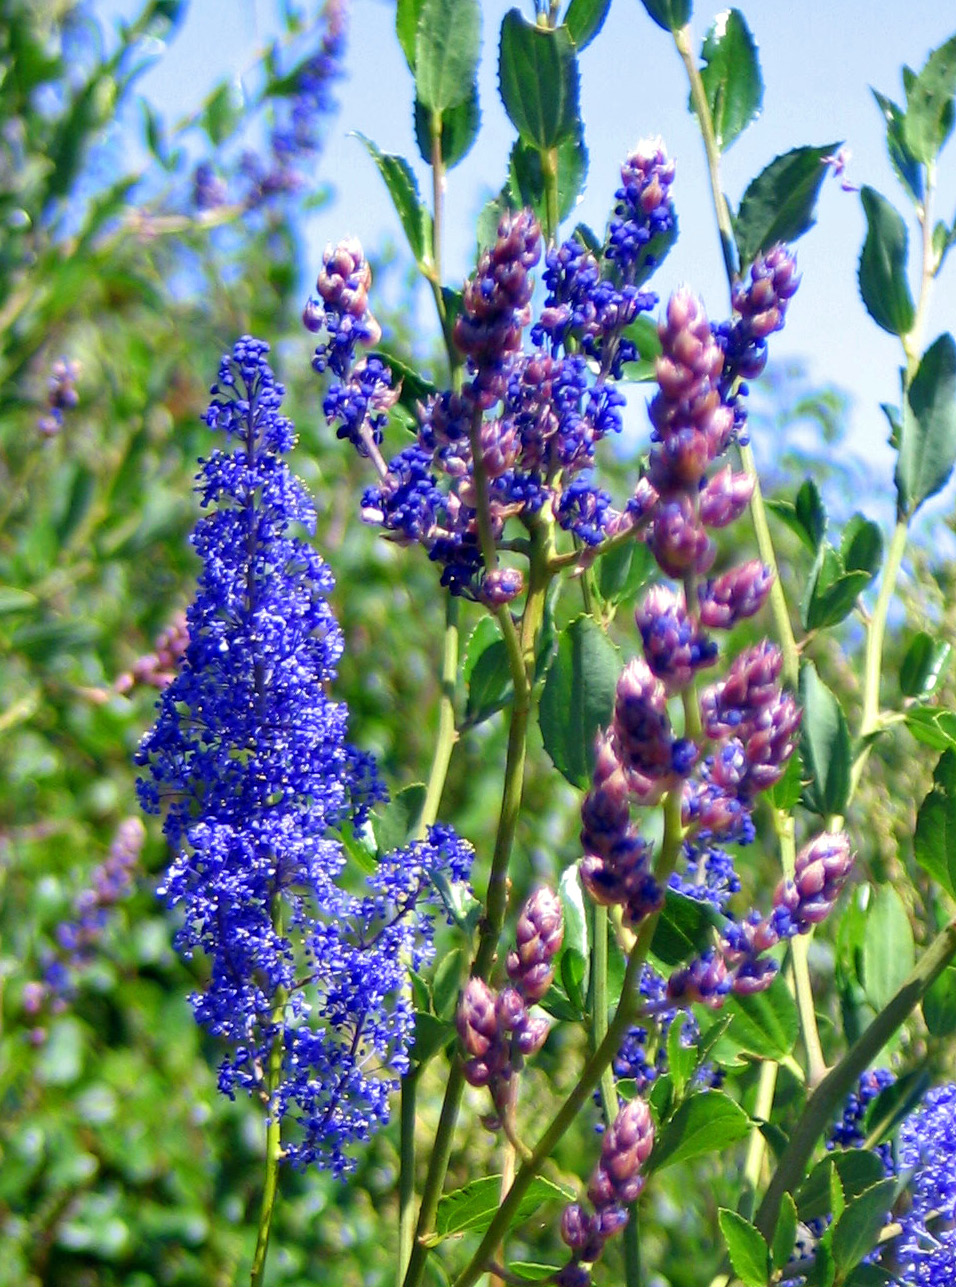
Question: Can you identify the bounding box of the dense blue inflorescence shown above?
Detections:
[896,1082,956,1286]
[137,337,473,1173]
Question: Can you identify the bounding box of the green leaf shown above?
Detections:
[509,124,589,228]
[375,784,427,854]
[902,34,956,164]
[871,89,923,205]
[564,0,612,49]
[718,1209,770,1287]
[356,135,434,268]
[914,749,956,897]
[799,661,851,817]
[862,885,914,1012]
[539,615,620,788]
[0,587,37,615]
[638,0,692,32]
[767,477,827,553]
[802,544,873,631]
[796,1151,885,1222]
[933,216,956,274]
[832,1179,897,1273]
[650,890,722,967]
[432,947,466,1020]
[767,753,803,811]
[561,948,587,1011]
[426,1175,571,1244]
[923,964,956,1035]
[414,84,481,170]
[498,11,580,150]
[477,185,518,256]
[726,974,799,1059]
[595,539,655,607]
[840,514,883,577]
[396,0,425,70]
[906,706,956,753]
[411,1011,455,1063]
[647,1091,750,1172]
[697,9,763,152]
[735,143,840,267]
[895,332,956,519]
[858,187,915,336]
[415,0,481,113]
[772,1192,799,1273]
[559,863,589,960]
[845,1267,894,1287]
[666,1015,696,1097]
[506,1264,562,1282]
[900,631,952,699]
[863,1067,931,1145]
[201,78,245,146]
[465,637,513,725]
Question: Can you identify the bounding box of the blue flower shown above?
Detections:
[896,1083,956,1285]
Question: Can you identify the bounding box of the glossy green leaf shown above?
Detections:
[862,885,914,1011]
[772,1192,799,1273]
[799,661,851,817]
[726,974,799,1059]
[646,1091,750,1172]
[432,947,466,1020]
[914,749,956,897]
[895,332,956,519]
[498,11,580,150]
[863,1067,931,1146]
[465,637,513,725]
[539,615,620,788]
[414,84,481,170]
[561,947,587,1011]
[902,33,956,164]
[923,964,956,1035]
[767,753,804,811]
[666,1015,696,1097]
[564,0,612,49]
[426,1174,571,1244]
[801,544,873,631]
[639,0,691,32]
[858,186,915,336]
[396,0,425,70]
[650,890,722,967]
[796,1150,885,1222]
[509,123,589,226]
[906,706,956,753]
[375,783,427,853]
[595,538,655,607]
[698,9,763,152]
[718,1209,770,1287]
[559,863,589,960]
[411,1011,455,1064]
[840,514,883,576]
[356,135,433,267]
[767,476,827,553]
[832,1179,897,1272]
[415,0,481,113]
[871,89,923,205]
[735,143,840,267]
[900,631,952,698]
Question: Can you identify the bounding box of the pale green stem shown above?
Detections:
[398,1069,419,1285]
[623,1203,642,1287]
[541,146,560,245]
[250,901,286,1287]
[450,792,686,1287]
[740,1059,780,1222]
[592,904,618,1122]
[754,919,956,1242]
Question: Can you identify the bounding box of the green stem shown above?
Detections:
[754,918,956,1242]
[250,902,286,1287]
[419,594,461,834]
[541,146,560,245]
[739,444,800,691]
[451,791,685,1287]
[740,1059,779,1222]
[623,1203,642,1287]
[398,1069,420,1286]
[592,904,618,1122]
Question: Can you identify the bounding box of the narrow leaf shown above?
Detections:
[396,0,425,70]
[698,9,763,152]
[903,33,956,164]
[772,1192,799,1272]
[796,1151,886,1222]
[923,964,956,1035]
[832,1179,897,1272]
[498,11,580,150]
[858,186,915,336]
[871,88,923,204]
[735,143,840,267]
[356,134,434,267]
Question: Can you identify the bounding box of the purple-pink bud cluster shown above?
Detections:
[38,357,80,438]
[114,612,188,696]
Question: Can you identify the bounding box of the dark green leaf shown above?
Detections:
[767,753,804,811]
[902,34,956,164]
[772,1192,799,1273]
[371,347,439,417]
[799,661,851,816]
[560,948,587,1011]
[726,974,799,1059]
[477,185,517,256]
[433,947,466,1020]
[411,1012,455,1063]
[802,546,872,631]
[906,706,956,753]
[426,1175,571,1244]
[697,9,763,152]
[539,615,620,788]
[415,0,481,113]
[718,1209,770,1287]
[840,514,883,576]
[465,638,513,724]
[871,89,923,205]
[796,1151,885,1222]
[832,1179,897,1272]
[863,1067,931,1145]
[414,84,481,170]
[650,890,721,967]
[564,0,612,49]
[638,0,691,33]
[923,964,956,1035]
[201,79,245,146]
[375,784,427,854]
[396,0,425,70]
[845,1267,894,1287]
[895,332,956,518]
[498,11,580,150]
[559,863,589,960]
[900,631,952,699]
[509,123,588,226]
[882,401,903,449]
[767,477,827,553]
[595,539,655,606]
[646,1091,750,1172]
[666,1015,696,1096]
[914,749,956,897]
[735,143,840,267]
[862,885,914,1011]
[858,187,915,336]
[356,135,433,267]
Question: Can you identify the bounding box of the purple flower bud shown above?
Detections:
[454,210,540,370]
[561,1203,591,1250]
[612,659,675,783]
[731,956,778,995]
[22,981,47,1016]
[589,1097,655,1208]
[773,831,854,933]
[635,585,717,692]
[733,244,800,339]
[457,978,498,1058]
[316,237,373,316]
[507,886,564,1002]
[555,1265,592,1287]
[495,985,527,1034]
[515,1014,551,1057]
[699,466,754,528]
[480,566,524,607]
[649,498,715,578]
[698,561,774,629]
[666,950,730,1009]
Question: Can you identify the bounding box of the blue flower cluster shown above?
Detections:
[137,337,473,1173]
[897,1082,956,1286]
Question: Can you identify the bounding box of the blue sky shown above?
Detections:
[104,0,956,488]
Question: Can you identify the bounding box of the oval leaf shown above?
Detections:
[639,0,692,32]
[498,11,581,150]
[799,661,851,817]
[862,885,914,1012]
[356,134,434,267]
[427,1174,571,1244]
[646,1090,750,1172]
[895,332,956,519]
[415,0,481,114]
[914,749,956,898]
[832,1179,898,1273]
[726,974,799,1059]
[509,123,589,226]
[414,83,481,170]
[564,0,612,50]
[539,616,620,788]
[735,143,840,267]
[698,9,763,152]
[858,186,915,336]
[718,1209,770,1287]
[900,631,952,699]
